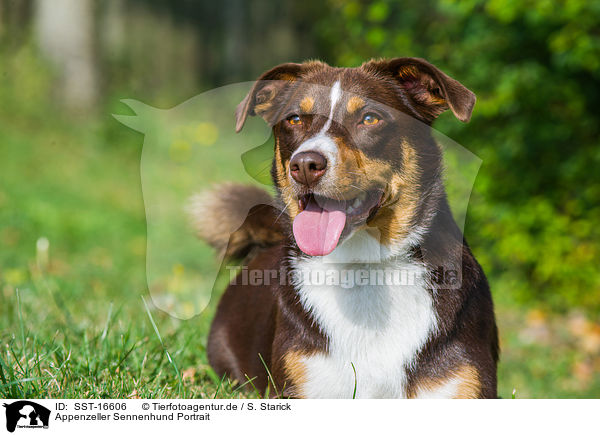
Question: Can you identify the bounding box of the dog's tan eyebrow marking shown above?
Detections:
[300,96,315,113]
[347,96,365,114]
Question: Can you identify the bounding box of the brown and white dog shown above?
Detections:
[193,58,498,398]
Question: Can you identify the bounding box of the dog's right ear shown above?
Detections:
[235,63,305,133]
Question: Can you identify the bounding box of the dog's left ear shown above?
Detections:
[235,63,306,132]
[367,57,476,123]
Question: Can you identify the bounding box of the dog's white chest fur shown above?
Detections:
[291,231,438,398]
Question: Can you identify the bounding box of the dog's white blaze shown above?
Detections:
[290,80,343,172]
[291,229,438,399]
[319,80,342,134]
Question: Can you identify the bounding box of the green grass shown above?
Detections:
[1,54,599,399]
[0,285,257,399]
[0,95,261,398]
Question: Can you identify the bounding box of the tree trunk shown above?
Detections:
[34,0,98,112]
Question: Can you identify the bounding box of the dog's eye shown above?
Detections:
[361,113,380,125]
[287,114,302,125]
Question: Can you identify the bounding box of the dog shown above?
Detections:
[191,58,498,398]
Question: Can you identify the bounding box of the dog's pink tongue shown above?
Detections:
[293,199,346,256]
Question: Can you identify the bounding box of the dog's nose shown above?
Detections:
[290,151,327,186]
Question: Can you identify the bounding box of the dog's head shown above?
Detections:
[236,58,475,257]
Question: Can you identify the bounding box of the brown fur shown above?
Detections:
[282,351,310,398]
[369,142,422,245]
[202,57,497,399]
[409,365,481,399]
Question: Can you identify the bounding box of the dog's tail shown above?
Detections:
[187,183,286,260]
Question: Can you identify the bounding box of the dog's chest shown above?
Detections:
[291,252,437,399]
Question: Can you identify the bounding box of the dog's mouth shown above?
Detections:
[292,189,384,256]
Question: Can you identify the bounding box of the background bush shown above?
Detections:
[312,0,600,314]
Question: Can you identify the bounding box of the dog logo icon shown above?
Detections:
[3,401,50,432]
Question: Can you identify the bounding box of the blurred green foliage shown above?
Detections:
[314,0,600,313]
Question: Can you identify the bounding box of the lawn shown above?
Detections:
[0,91,259,398]
[1,64,599,400]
